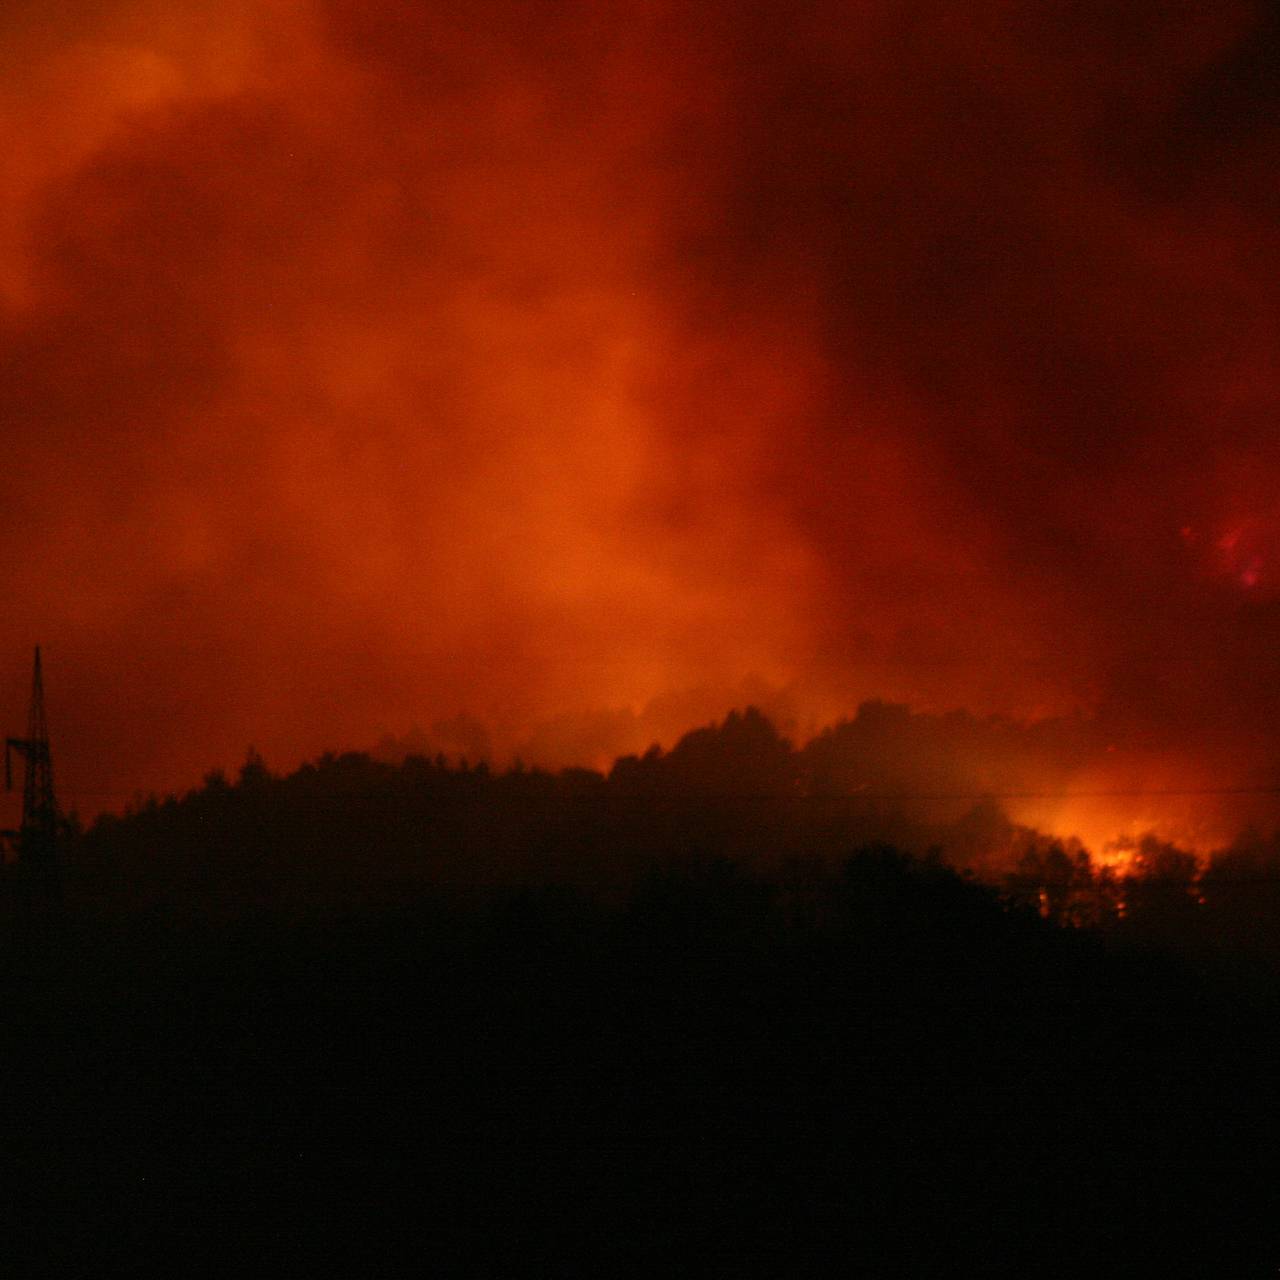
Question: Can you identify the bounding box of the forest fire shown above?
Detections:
[4,5,1280,1274]
[1010,790,1222,870]
[0,1,1278,832]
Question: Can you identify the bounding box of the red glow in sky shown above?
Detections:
[2,1,1279,837]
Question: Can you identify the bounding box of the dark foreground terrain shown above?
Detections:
[0,847,1276,1276]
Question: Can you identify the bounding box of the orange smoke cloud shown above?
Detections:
[1,1,1278,843]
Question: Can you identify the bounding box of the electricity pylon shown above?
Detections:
[5,647,59,871]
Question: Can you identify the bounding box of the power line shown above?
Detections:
[45,781,1280,797]
[823,787,1280,801]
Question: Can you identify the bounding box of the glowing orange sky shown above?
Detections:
[2,1,1279,837]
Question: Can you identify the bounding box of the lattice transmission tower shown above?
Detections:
[5,647,60,871]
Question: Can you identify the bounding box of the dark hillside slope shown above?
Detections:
[0,848,1275,1274]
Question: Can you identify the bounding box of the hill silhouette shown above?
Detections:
[65,706,1280,961]
[3,708,1278,1272]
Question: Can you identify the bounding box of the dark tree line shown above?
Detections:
[62,707,1280,972]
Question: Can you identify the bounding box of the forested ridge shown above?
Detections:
[3,708,1278,1273]
[73,707,1280,967]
